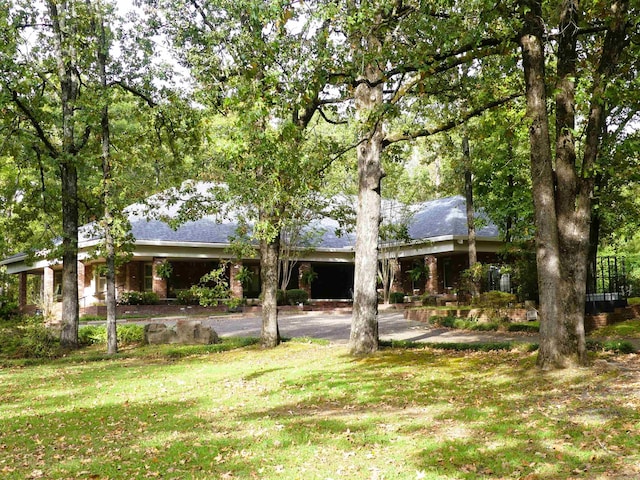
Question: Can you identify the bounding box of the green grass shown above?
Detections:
[1,342,639,479]
[592,318,640,338]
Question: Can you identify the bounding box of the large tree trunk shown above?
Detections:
[519,0,630,369]
[60,162,80,348]
[260,230,281,348]
[349,56,384,355]
[554,0,588,365]
[519,2,565,369]
[50,0,81,348]
[462,136,478,297]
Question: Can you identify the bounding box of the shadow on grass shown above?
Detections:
[234,348,639,479]
[1,398,269,479]
[2,342,638,479]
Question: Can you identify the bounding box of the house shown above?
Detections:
[1,189,504,315]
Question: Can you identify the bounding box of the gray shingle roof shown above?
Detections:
[125,193,497,248]
[408,196,499,240]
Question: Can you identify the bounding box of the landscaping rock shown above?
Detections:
[144,323,177,344]
[144,321,219,345]
[176,319,220,344]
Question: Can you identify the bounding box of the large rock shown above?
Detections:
[176,319,220,345]
[144,320,219,345]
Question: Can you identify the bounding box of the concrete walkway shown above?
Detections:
[117,310,540,346]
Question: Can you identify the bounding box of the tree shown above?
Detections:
[1,0,196,350]
[332,1,520,354]
[152,0,339,347]
[517,0,635,368]
[0,0,102,347]
[462,135,479,297]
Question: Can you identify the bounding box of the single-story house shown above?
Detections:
[1,187,504,314]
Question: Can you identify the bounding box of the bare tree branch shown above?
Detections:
[10,89,59,158]
[112,80,158,107]
[383,93,523,146]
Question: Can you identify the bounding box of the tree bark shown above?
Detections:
[95,3,118,355]
[462,136,478,297]
[519,0,631,368]
[349,54,384,355]
[260,229,281,348]
[519,1,565,369]
[49,0,81,348]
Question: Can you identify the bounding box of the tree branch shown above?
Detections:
[317,107,348,125]
[383,93,523,146]
[10,89,59,158]
[112,80,158,107]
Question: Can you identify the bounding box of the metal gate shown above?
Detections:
[586,256,628,313]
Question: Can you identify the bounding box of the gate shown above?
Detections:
[586,256,628,313]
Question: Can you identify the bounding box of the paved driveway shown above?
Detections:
[140,310,538,345]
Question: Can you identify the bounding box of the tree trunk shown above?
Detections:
[349,56,384,355]
[519,2,566,369]
[260,230,281,348]
[49,0,80,348]
[96,5,118,355]
[59,162,79,348]
[462,136,478,297]
[519,0,630,368]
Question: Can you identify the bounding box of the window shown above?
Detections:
[95,268,106,296]
[144,263,153,292]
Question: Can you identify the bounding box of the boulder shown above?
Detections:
[144,320,220,345]
[144,323,177,345]
[176,319,220,345]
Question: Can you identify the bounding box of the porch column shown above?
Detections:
[18,272,28,312]
[229,262,244,299]
[390,259,403,293]
[298,262,312,298]
[152,258,168,299]
[43,267,54,306]
[77,261,86,307]
[425,255,439,295]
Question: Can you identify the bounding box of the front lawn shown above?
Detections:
[1,342,639,479]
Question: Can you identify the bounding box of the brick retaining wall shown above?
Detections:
[404,304,640,333]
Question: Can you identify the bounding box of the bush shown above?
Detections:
[429,315,456,328]
[420,294,438,306]
[0,316,61,359]
[507,323,539,333]
[0,300,18,319]
[476,291,517,308]
[389,292,405,304]
[118,291,159,305]
[277,289,286,305]
[175,289,199,305]
[79,324,144,346]
[286,289,309,305]
[79,325,107,345]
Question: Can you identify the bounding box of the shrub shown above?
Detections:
[0,300,18,319]
[420,294,438,306]
[79,324,144,345]
[79,325,107,345]
[389,292,405,304]
[507,323,539,333]
[118,291,159,305]
[476,291,517,308]
[286,289,309,305]
[0,316,61,359]
[176,289,199,305]
[429,315,456,328]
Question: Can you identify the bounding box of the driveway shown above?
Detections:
[135,310,539,345]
